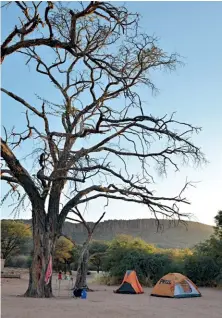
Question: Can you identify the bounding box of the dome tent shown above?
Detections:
[151,273,201,298]
[114,270,144,294]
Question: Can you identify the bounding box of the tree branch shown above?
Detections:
[1,2,204,240]
[1,138,42,203]
[1,88,44,118]
[0,174,19,183]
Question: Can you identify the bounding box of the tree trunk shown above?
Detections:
[64,261,67,274]
[24,210,56,298]
[67,261,72,275]
[74,245,89,290]
[1,259,5,272]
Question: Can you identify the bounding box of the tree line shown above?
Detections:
[2,211,222,287]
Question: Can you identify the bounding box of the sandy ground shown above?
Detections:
[1,273,222,318]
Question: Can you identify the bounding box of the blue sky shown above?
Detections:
[1,2,222,225]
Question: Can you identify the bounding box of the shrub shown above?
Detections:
[5,255,30,268]
[103,235,174,285]
[101,233,222,287]
[139,253,174,284]
[184,255,220,287]
[89,241,109,255]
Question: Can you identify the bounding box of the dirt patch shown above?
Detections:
[1,273,222,318]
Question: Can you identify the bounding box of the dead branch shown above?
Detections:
[1,2,205,237]
[1,1,139,63]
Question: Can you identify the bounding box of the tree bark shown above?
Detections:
[24,207,56,298]
[74,244,89,290]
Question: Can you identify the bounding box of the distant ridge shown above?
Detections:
[14,218,214,248]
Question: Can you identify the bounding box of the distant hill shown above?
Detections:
[18,218,214,248]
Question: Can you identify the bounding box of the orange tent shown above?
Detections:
[151,273,201,298]
[114,270,144,294]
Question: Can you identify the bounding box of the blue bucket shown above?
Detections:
[81,289,87,299]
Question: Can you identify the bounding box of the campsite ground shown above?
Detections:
[1,272,222,318]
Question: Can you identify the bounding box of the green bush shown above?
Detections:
[89,241,109,255]
[184,255,220,287]
[139,253,175,284]
[194,237,222,266]
[188,213,222,287]
[27,255,33,268]
[103,235,174,285]
[5,255,30,268]
[102,232,222,287]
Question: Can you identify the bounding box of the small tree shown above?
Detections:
[88,241,109,273]
[1,2,204,297]
[103,235,156,279]
[54,236,74,273]
[140,253,173,284]
[214,210,222,240]
[1,220,31,260]
[67,207,105,290]
[90,252,106,273]
[184,255,220,287]
[89,241,109,255]
[194,211,222,264]
[188,211,222,286]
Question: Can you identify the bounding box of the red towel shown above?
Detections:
[45,255,52,285]
[58,273,62,280]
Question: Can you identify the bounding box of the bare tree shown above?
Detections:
[1,2,204,297]
[67,208,105,290]
[1,1,142,63]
